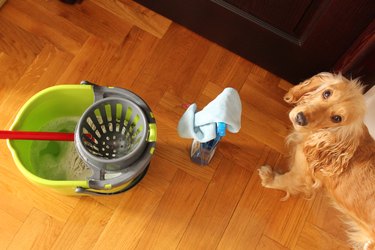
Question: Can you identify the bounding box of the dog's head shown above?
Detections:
[285,72,366,132]
[285,73,367,176]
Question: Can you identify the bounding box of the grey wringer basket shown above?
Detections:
[74,82,157,195]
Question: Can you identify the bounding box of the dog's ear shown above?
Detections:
[303,130,358,176]
[284,72,341,104]
[284,73,328,104]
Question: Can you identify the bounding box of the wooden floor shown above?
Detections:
[0,1,350,249]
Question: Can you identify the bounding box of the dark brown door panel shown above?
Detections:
[134,0,374,84]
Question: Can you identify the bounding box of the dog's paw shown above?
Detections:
[258,165,275,187]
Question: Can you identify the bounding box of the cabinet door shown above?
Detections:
[134,0,374,84]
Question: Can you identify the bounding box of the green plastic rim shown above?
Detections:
[7,85,95,193]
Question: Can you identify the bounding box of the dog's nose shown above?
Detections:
[295,112,308,126]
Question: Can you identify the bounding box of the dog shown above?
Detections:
[258,72,375,249]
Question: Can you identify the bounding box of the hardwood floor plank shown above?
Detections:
[53,197,113,249]
[8,208,63,250]
[155,124,219,182]
[0,209,22,249]
[177,159,252,249]
[217,149,284,249]
[218,133,266,171]
[258,150,312,249]
[219,56,255,90]
[256,235,289,250]
[156,90,190,124]
[57,36,118,84]
[175,45,232,103]
[131,23,207,107]
[242,99,290,137]
[167,35,211,101]
[307,191,349,243]
[263,194,315,249]
[207,46,240,85]
[93,186,162,249]
[0,16,45,65]
[241,116,288,154]
[32,0,132,45]
[139,155,178,195]
[0,191,33,222]
[242,73,290,115]
[92,0,171,38]
[207,46,255,90]
[99,26,159,86]
[0,52,28,128]
[135,170,207,249]
[294,222,350,250]
[0,160,79,222]
[2,0,89,54]
[9,44,72,97]
[240,78,290,154]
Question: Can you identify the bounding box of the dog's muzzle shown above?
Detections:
[295,112,308,126]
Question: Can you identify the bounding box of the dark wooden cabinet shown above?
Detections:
[134,0,374,86]
[222,0,314,36]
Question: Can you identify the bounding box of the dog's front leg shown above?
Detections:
[258,146,317,200]
[258,165,302,200]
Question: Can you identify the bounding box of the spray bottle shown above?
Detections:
[190,122,226,165]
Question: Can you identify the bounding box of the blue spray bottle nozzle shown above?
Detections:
[217,122,226,137]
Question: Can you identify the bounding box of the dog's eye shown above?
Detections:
[323,90,332,99]
[331,115,342,123]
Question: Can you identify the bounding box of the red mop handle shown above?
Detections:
[0,130,75,141]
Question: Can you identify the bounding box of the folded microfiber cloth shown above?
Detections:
[177,87,242,142]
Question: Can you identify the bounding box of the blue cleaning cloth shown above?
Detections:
[177,87,242,142]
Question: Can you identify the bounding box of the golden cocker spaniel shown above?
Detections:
[258,72,375,249]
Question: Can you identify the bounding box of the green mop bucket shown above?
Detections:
[7,84,156,195]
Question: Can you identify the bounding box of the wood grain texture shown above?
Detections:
[0,0,350,249]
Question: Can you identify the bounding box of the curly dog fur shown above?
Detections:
[258,72,375,249]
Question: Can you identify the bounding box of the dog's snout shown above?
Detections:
[295,112,308,126]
